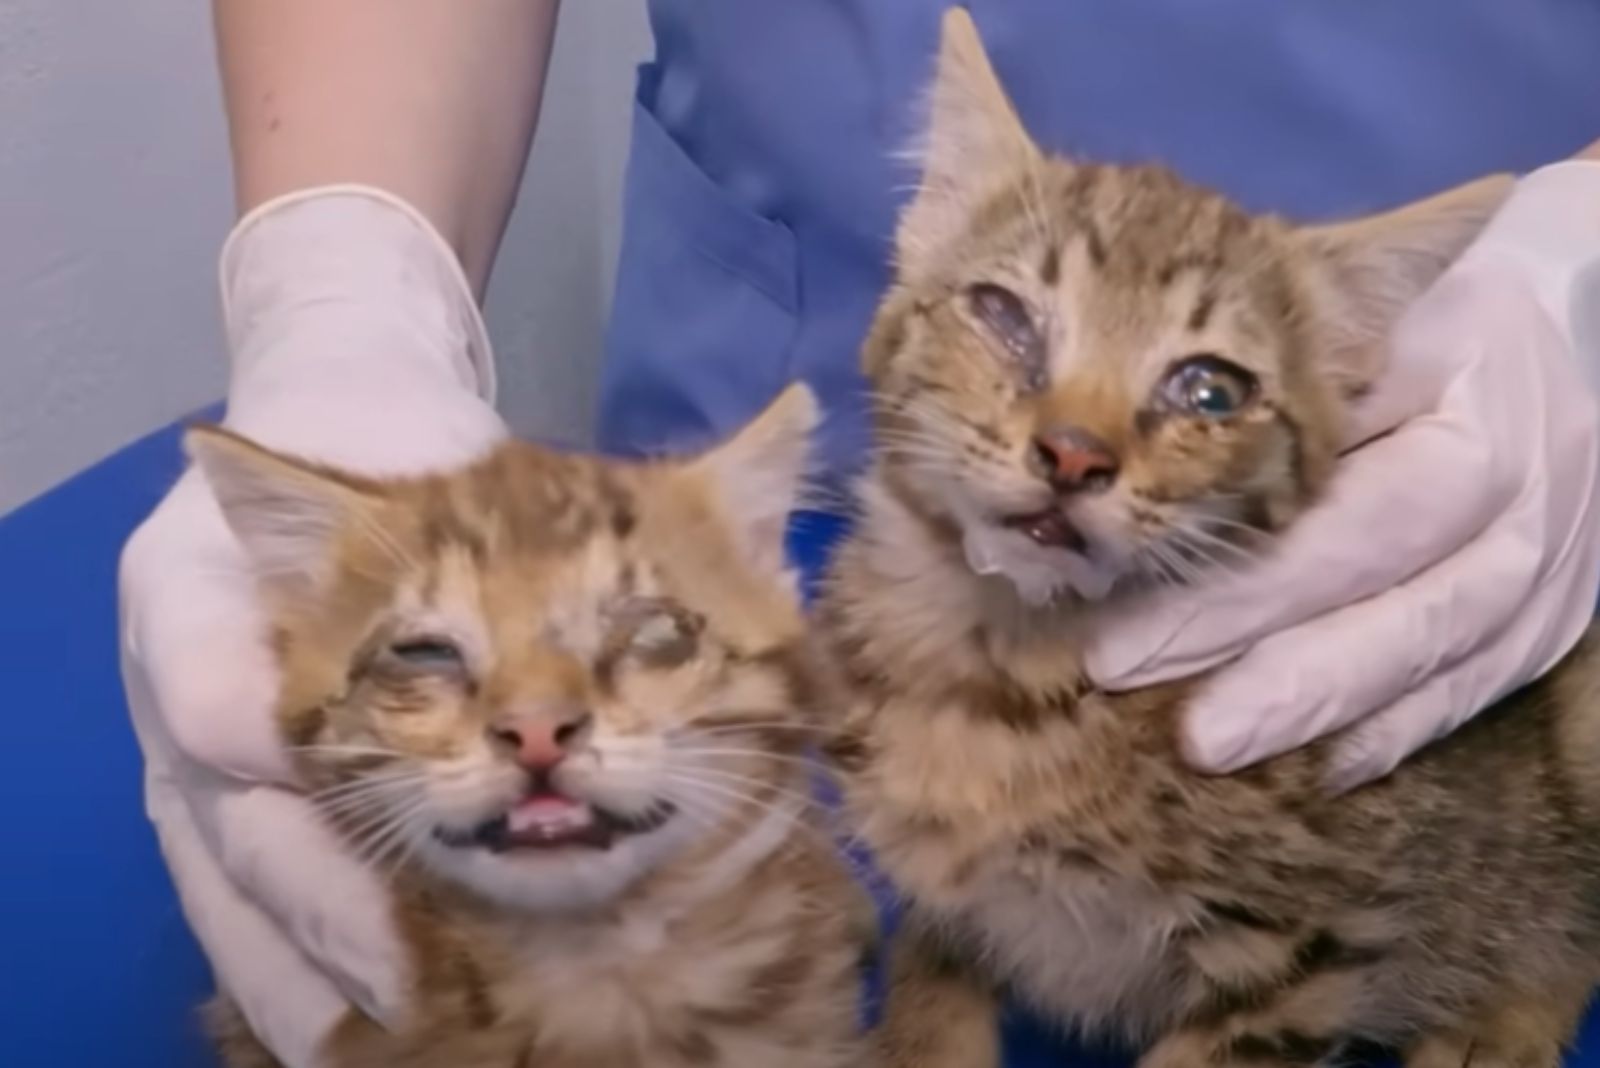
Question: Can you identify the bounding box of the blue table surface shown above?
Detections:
[6,410,1600,1066]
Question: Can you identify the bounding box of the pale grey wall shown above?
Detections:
[0,0,233,512]
[487,0,652,449]
[0,0,650,514]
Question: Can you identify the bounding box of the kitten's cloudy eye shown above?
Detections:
[622,603,702,669]
[387,637,465,672]
[1161,355,1258,417]
[967,282,1046,390]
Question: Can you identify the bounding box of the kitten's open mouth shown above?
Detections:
[1001,508,1087,554]
[438,793,677,853]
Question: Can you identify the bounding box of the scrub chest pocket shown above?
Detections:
[599,64,801,458]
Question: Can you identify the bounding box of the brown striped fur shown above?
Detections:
[188,386,876,1068]
[831,10,1600,1068]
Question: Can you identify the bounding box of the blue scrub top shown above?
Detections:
[598,0,1600,480]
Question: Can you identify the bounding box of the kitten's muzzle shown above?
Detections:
[1000,426,1118,554]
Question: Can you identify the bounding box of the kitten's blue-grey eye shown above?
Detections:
[1161,355,1258,417]
[388,638,465,671]
[967,282,1047,390]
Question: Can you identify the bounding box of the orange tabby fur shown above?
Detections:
[188,386,876,1068]
[827,10,1600,1068]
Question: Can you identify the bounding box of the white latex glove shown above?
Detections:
[118,187,506,1067]
[1085,161,1600,791]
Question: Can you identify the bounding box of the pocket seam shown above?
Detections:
[627,93,800,317]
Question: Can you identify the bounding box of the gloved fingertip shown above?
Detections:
[1323,737,1398,797]
[1082,600,1207,688]
[1080,645,1145,692]
[1176,703,1258,776]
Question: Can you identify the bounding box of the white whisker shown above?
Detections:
[347,796,431,878]
[1188,512,1274,539]
[316,784,425,824]
[309,769,427,805]
[659,772,848,856]
[679,722,835,740]
[668,747,827,772]
[665,764,827,813]
[657,769,809,817]
[331,786,424,838]
[288,744,410,759]
[1171,520,1264,561]
[317,786,411,820]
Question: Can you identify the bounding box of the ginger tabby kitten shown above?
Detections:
[186,386,875,1068]
[825,10,1600,1068]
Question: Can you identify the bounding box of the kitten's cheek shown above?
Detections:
[1071,499,1139,570]
[567,755,663,813]
[426,764,524,830]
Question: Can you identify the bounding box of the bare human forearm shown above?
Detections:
[212,0,561,295]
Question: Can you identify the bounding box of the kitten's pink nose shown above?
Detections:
[1032,427,1119,492]
[492,710,593,771]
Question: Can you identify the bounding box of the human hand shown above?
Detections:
[1083,159,1600,791]
[119,188,506,1065]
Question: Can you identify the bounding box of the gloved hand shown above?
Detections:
[1084,159,1600,791]
[118,187,506,1067]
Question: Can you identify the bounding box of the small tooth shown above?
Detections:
[508,804,595,835]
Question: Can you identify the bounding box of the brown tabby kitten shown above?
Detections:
[187,386,876,1068]
[826,10,1600,1068]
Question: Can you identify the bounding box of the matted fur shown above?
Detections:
[189,386,876,1068]
[830,10,1600,1068]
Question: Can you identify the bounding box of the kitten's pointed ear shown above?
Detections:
[184,425,379,597]
[1296,173,1512,394]
[685,383,820,579]
[898,7,1040,272]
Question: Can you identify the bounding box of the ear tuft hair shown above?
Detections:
[185,425,378,597]
[896,7,1042,274]
[683,383,821,579]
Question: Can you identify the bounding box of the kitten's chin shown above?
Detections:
[962,523,1120,604]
